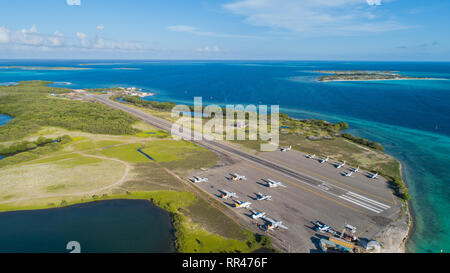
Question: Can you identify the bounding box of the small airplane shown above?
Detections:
[306,154,316,159]
[280,145,292,152]
[319,156,329,164]
[266,179,287,188]
[344,171,353,177]
[352,166,360,173]
[220,190,238,199]
[231,173,247,181]
[234,200,251,208]
[250,210,266,219]
[335,161,346,169]
[368,172,378,179]
[345,224,357,234]
[255,192,272,201]
[192,176,208,183]
[313,221,336,235]
[262,217,288,231]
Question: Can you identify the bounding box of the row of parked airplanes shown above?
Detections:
[281,146,378,179]
[305,154,379,179]
[192,174,288,231]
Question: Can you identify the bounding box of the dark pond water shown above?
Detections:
[0,199,175,253]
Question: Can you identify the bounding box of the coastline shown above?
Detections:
[317,78,438,82]
[376,201,411,253]
[0,81,413,253]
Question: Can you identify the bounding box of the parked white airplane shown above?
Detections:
[369,172,378,179]
[319,156,329,163]
[250,210,266,219]
[256,192,272,201]
[267,179,287,188]
[313,221,335,235]
[280,145,292,152]
[306,154,316,159]
[262,217,288,231]
[220,190,238,199]
[231,173,247,181]
[352,166,360,173]
[234,200,251,208]
[336,161,346,169]
[192,176,208,183]
[344,171,353,177]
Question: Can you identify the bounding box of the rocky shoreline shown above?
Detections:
[375,202,412,253]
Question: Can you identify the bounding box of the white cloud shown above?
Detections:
[76,32,89,47]
[366,0,382,6]
[97,24,105,32]
[47,31,65,47]
[223,0,403,35]
[0,26,10,43]
[67,0,81,6]
[0,25,144,52]
[17,25,44,46]
[196,46,221,53]
[168,25,262,39]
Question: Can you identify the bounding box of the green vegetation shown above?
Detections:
[0,135,73,168]
[118,95,176,111]
[316,70,427,82]
[341,133,384,151]
[0,82,271,253]
[100,143,152,163]
[83,87,123,94]
[141,139,219,171]
[0,135,71,156]
[0,81,139,141]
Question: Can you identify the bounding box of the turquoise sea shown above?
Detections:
[0,60,449,252]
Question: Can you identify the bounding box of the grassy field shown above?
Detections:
[0,153,125,202]
[0,121,268,252]
[141,139,219,171]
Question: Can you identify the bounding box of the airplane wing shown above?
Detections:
[279,223,288,229]
[221,189,230,195]
[262,216,275,224]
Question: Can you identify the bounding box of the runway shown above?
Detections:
[88,94,402,252]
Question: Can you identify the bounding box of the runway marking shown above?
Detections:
[346,192,390,209]
[339,195,383,214]
[339,191,391,214]
[267,156,394,204]
[243,163,368,215]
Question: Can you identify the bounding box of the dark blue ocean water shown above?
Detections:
[0,60,449,253]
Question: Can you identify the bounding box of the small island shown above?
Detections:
[316,70,431,82]
[0,66,92,71]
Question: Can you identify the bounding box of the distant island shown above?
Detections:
[112,68,141,70]
[0,66,91,71]
[316,70,432,82]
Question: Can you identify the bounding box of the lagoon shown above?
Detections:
[0,199,175,253]
[0,114,13,161]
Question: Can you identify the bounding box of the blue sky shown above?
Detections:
[0,0,449,60]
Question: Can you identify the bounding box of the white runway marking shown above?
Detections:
[339,191,391,214]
